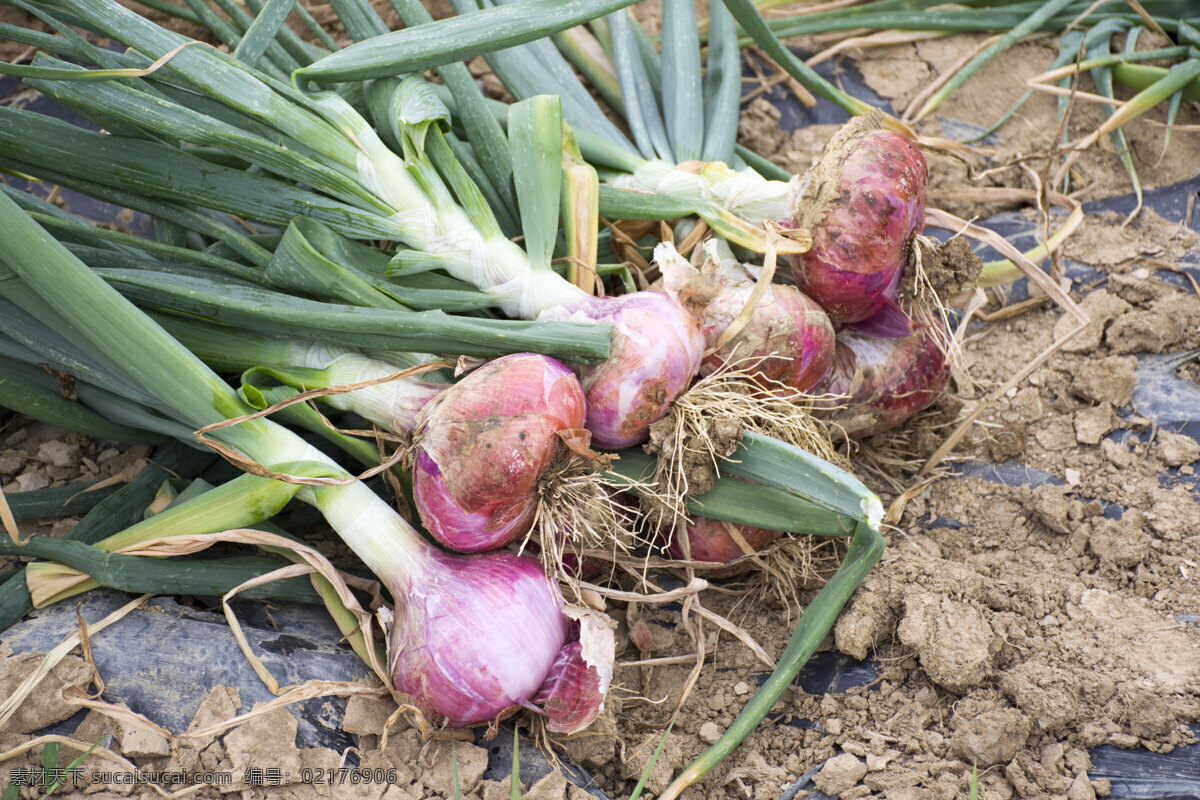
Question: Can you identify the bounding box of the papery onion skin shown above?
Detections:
[817,316,950,437]
[543,293,704,449]
[666,517,782,578]
[390,548,568,727]
[412,354,585,552]
[789,127,927,325]
[534,641,603,732]
[699,282,836,392]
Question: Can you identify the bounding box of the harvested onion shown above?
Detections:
[667,517,781,578]
[542,292,704,449]
[412,353,586,552]
[817,314,951,437]
[661,240,834,391]
[788,116,927,332]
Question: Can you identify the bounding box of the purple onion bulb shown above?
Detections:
[789,127,927,325]
[666,517,782,578]
[389,549,567,726]
[816,314,950,437]
[697,279,835,392]
[542,292,704,449]
[412,354,586,552]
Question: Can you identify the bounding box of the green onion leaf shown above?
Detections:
[661,0,704,162]
[294,0,639,83]
[509,95,564,273]
[701,0,741,164]
[234,0,296,67]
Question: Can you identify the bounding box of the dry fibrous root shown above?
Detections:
[528,445,646,585]
[747,533,846,610]
[641,358,841,530]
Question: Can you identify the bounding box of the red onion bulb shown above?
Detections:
[390,548,609,731]
[696,276,835,392]
[789,123,927,327]
[542,292,704,449]
[667,517,781,577]
[658,240,834,391]
[817,315,950,437]
[412,354,585,552]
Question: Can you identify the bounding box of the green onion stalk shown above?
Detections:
[293,0,893,249]
[0,191,633,557]
[154,316,450,436]
[0,190,615,734]
[0,290,424,499]
[609,434,887,795]
[0,441,216,633]
[299,0,808,252]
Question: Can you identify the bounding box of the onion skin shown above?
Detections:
[699,281,835,391]
[817,317,950,437]
[534,641,603,733]
[543,293,704,449]
[412,354,585,552]
[390,549,568,727]
[666,517,782,577]
[789,126,927,325]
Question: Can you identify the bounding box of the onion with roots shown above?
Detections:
[699,283,834,391]
[817,313,952,437]
[788,114,928,333]
[388,546,611,731]
[411,353,586,552]
[157,324,601,555]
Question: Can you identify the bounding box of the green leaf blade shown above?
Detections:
[294,0,639,83]
[661,0,704,162]
[508,95,564,273]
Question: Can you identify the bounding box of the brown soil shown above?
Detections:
[3,18,1200,800]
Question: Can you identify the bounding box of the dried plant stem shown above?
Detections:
[904,33,1005,122]
[577,577,708,604]
[692,603,773,669]
[807,29,946,68]
[926,208,1086,324]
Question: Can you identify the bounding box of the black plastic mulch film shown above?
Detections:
[1,49,1198,800]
